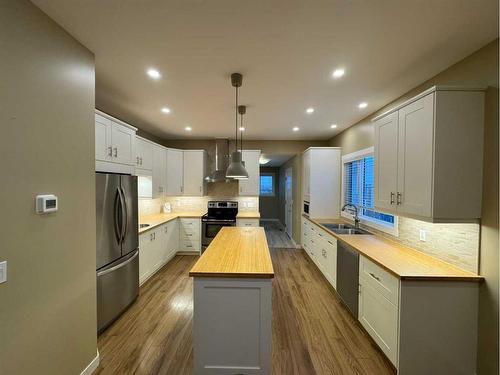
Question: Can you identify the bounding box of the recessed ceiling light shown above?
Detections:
[330,124,338,129]
[147,68,161,80]
[332,68,345,78]
[358,102,368,109]
[306,107,315,114]
[293,126,300,132]
[185,126,192,131]
[161,107,171,114]
[239,127,245,131]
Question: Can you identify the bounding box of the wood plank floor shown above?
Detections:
[96,249,395,375]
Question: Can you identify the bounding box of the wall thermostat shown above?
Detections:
[36,194,58,214]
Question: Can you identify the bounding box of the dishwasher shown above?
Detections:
[336,241,359,317]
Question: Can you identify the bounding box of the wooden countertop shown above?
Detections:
[305,215,482,282]
[139,212,204,234]
[236,211,261,219]
[189,227,274,278]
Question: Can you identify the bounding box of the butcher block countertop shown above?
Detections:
[306,215,482,282]
[189,227,274,278]
[139,212,204,234]
[236,211,261,219]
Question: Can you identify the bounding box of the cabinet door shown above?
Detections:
[397,93,434,217]
[239,150,261,196]
[139,230,158,284]
[183,151,205,196]
[374,112,399,212]
[166,219,179,258]
[152,145,167,198]
[111,122,135,165]
[136,137,153,170]
[322,236,337,288]
[359,278,399,366]
[166,149,184,195]
[95,114,112,162]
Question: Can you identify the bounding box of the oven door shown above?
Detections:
[202,221,235,248]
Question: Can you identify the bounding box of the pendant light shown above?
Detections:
[232,105,247,179]
[226,73,249,179]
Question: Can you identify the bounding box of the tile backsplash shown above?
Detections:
[360,217,480,273]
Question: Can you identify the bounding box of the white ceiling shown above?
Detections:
[33,0,498,140]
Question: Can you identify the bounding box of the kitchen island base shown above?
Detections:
[193,277,272,375]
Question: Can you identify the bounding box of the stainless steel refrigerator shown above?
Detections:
[96,172,139,333]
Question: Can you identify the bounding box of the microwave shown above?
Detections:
[303,201,310,216]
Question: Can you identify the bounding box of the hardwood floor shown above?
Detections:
[262,220,296,248]
[96,249,395,375]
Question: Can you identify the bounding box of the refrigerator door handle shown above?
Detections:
[119,187,128,243]
[97,250,139,277]
[113,189,122,245]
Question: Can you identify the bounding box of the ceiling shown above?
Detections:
[33,0,498,140]
[260,154,294,168]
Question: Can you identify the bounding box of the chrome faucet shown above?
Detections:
[341,203,360,228]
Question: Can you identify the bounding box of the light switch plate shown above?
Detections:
[419,229,427,242]
[0,261,7,284]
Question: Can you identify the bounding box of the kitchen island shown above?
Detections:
[189,227,274,375]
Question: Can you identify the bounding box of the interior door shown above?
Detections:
[285,167,293,239]
[111,122,134,165]
[397,93,434,217]
[166,149,184,195]
[120,175,139,256]
[374,112,399,212]
[96,173,122,269]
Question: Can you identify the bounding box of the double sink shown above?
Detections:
[321,223,369,235]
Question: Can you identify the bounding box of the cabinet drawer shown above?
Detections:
[180,230,200,241]
[180,218,201,228]
[179,238,201,252]
[237,219,259,227]
[360,256,399,306]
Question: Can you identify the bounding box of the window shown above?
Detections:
[260,174,275,196]
[342,148,397,235]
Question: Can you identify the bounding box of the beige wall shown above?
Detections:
[329,40,499,375]
[0,2,97,374]
[259,167,280,220]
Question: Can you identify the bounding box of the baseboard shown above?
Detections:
[80,350,99,375]
[176,250,200,256]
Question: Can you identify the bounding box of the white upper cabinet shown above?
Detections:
[166,149,184,196]
[302,147,342,218]
[239,150,261,196]
[95,110,137,174]
[95,114,112,162]
[373,86,485,221]
[135,136,154,170]
[183,150,207,196]
[152,144,167,198]
[374,112,399,212]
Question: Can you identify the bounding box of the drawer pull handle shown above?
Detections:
[369,272,381,282]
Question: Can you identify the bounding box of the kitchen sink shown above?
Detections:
[321,223,355,231]
[139,224,150,228]
[330,228,369,235]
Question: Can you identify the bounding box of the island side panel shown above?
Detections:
[193,277,272,375]
[398,280,479,375]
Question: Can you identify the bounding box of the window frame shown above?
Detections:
[259,173,276,197]
[341,147,399,236]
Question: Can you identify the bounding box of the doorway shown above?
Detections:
[285,167,293,239]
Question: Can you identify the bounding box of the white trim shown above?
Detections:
[80,351,99,375]
[341,148,399,237]
[371,85,486,122]
[95,109,138,131]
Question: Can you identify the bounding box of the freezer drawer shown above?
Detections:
[97,250,139,333]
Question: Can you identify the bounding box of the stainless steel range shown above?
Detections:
[202,201,238,250]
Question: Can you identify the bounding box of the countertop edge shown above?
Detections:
[139,213,203,234]
[189,271,275,278]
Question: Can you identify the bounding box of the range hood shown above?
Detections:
[205,138,231,182]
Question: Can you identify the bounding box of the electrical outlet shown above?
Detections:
[419,229,427,242]
[0,261,7,284]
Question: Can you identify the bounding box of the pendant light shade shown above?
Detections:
[226,151,249,179]
[226,73,249,179]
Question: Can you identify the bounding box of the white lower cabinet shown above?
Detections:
[359,269,399,366]
[139,219,181,285]
[179,218,201,252]
[301,217,337,290]
[236,218,260,227]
